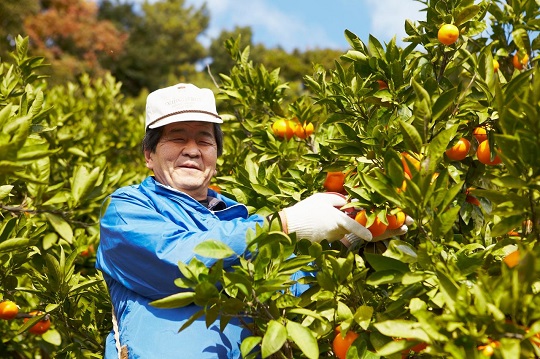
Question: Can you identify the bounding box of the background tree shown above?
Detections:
[98,0,210,96]
[0,0,39,60]
[208,26,254,80]
[23,0,127,85]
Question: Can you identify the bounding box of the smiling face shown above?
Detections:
[145,121,218,200]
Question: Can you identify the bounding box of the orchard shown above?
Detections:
[1,0,540,358]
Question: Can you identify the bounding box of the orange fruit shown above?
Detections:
[512,52,529,70]
[294,122,314,139]
[377,80,388,90]
[503,250,520,268]
[271,119,295,139]
[473,127,488,143]
[0,300,19,320]
[493,59,499,72]
[477,140,501,165]
[24,311,51,335]
[323,172,346,194]
[445,138,470,161]
[387,209,406,230]
[333,329,359,359]
[401,152,420,177]
[401,340,428,358]
[355,210,388,237]
[466,195,480,206]
[208,184,221,193]
[80,244,95,257]
[437,24,459,45]
[397,172,411,193]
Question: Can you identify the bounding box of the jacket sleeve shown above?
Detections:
[95,191,264,300]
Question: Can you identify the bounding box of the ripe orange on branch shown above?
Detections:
[445,138,470,161]
[476,140,501,165]
[294,121,314,139]
[24,311,51,335]
[355,210,388,237]
[323,171,346,194]
[512,52,529,70]
[493,59,499,72]
[333,327,359,359]
[438,24,459,45]
[401,152,420,177]
[271,118,295,139]
[387,209,406,229]
[0,300,19,320]
[473,127,488,143]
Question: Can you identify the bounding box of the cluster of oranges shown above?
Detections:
[443,126,502,166]
[271,117,314,140]
[323,171,406,237]
[473,127,502,165]
[0,300,51,335]
[438,23,529,73]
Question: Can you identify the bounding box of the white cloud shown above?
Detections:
[363,0,424,44]
[187,0,340,51]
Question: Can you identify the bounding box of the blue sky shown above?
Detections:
[185,0,425,51]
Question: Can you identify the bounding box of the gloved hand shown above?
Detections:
[281,193,373,243]
[343,215,414,246]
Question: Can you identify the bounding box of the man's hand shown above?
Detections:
[281,193,373,243]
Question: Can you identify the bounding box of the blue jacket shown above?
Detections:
[95,176,265,358]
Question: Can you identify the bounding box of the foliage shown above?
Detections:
[2,0,540,358]
[22,0,127,85]
[0,0,40,60]
[153,0,540,358]
[0,36,143,358]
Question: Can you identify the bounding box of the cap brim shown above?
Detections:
[147,112,223,129]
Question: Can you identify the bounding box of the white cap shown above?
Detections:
[145,83,222,130]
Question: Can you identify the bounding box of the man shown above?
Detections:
[95,83,407,358]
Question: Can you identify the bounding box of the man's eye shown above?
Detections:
[170,137,186,142]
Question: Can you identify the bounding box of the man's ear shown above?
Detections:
[144,150,153,169]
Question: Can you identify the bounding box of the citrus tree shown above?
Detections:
[153,0,540,358]
[0,36,144,358]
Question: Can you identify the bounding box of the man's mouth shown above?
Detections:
[179,163,200,170]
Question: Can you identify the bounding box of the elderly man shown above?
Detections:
[95,83,404,358]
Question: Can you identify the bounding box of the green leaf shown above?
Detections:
[193,240,236,259]
[150,291,196,308]
[374,319,430,342]
[42,329,62,346]
[286,321,319,359]
[241,336,262,358]
[0,185,13,200]
[364,252,409,273]
[432,88,458,122]
[512,28,531,55]
[354,305,374,331]
[433,206,461,237]
[261,320,287,358]
[0,237,30,252]
[435,269,460,306]
[71,166,101,205]
[43,212,73,243]
[399,121,423,154]
[492,215,524,237]
[455,5,481,25]
[427,126,457,173]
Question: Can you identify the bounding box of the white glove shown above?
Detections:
[343,215,414,246]
[282,193,373,243]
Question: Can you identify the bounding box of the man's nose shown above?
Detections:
[181,140,200,157]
